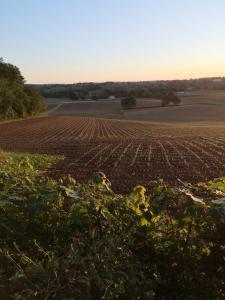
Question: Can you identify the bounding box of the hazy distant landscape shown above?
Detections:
[44,90,225,122]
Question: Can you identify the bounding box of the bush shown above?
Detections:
[0,153,225,299]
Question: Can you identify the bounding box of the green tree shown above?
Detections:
[121,96,137,109]
[0,59,46,120]
[161,92,181,107]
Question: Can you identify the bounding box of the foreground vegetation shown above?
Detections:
[0,152,225,299]
[0,58,46,120]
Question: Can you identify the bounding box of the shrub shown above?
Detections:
[0,153,225,299]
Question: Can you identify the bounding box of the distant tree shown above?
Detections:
[161,98,169,107]
[101,89,111,99]
[161,92,181,107]
[171,94,181,105]
[121,96,136,109]
[91,94,99,100]
[69,91,79,100]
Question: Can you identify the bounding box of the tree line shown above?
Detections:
[34,76,225,101]
[0,58,46,120]
[37,82,181,108]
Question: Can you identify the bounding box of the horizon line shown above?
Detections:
[28,75,225,85]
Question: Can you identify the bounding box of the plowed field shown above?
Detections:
[1,116,225,192]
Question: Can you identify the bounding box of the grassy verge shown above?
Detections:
[0,152,225,299]
[0,111,49,125]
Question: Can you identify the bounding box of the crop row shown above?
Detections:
[52,139,225,193]
[1,116,225,192]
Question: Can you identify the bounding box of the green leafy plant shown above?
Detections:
[0,152,225,299]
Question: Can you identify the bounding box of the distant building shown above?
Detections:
[212,78,223,83]
[108,96,116,100]
[176,91,191,97]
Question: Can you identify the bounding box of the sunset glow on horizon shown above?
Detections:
[1,0,225,83]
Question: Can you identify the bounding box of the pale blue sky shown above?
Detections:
[1,0,225,83]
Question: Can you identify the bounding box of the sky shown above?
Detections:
[1,0,225,83]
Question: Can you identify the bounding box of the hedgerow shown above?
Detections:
[0,153,225,299]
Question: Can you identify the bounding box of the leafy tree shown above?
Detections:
[0,58,24,84]
[172,94,181,105]
[0,59,46,120]
[161,92,181,107]
[121,96,137,109]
